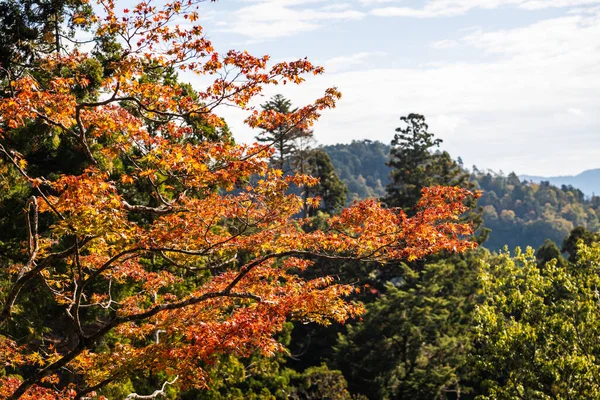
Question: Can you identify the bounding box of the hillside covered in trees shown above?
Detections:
[323,140,600,251]
[475,171,600,250]
[321,140,390,202]
[521,169,600,197]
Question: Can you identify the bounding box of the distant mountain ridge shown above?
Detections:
[520,169,600,197]
[322,141,600,251]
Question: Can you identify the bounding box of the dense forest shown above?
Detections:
[475,172,600,250]
[324,140,600,252]
[1,1,600,400]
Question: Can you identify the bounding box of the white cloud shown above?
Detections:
[320,3,353,11]
[359,0,399,4]
[431,39,459,49]
[428,114,470,135]
[211,9,600,176]
[567,107,584,115]
[568,5,600,13]
[322,51,387,72]
[216,0,365,40]
[370,0,600,18]
[520,0,600,9]
[216,19,320,40]
[463,13,600,58]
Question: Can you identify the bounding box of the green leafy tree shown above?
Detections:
[333,250,487,400]
[474,244,600,399]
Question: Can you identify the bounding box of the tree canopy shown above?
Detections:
[475,244,600,399]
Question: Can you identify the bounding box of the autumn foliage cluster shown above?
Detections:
[0,1,478,398]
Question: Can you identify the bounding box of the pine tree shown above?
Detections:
[303,149,347,216]
[255,94,313,172]
[0,0,93,77]
[384,114,472,213]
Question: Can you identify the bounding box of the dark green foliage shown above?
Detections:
[0,0,93,76]
[304,150,347,216]
[321,140,391,204]
[561,226,599,262]
[333,250,487,400]
[178,324,357,400]
[536,238,566,268]
[0,0,43,71]
[287,364,363,400]
[385,114,472,213]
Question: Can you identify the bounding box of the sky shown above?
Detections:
[184,0,600,176]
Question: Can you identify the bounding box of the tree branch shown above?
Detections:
[124,376,178,400]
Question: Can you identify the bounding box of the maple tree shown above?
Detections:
[0,1,479,398]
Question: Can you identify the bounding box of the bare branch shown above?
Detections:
[17,196,39,280]
[125,376,178,400]
[121,200,175,215]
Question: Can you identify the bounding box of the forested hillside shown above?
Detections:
[321,140,390,202]
[521,168,600,197]
[474,170,600,250]
[323,141,600,251]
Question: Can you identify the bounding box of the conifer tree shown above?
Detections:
[0,0,93,77]
[255,94,313,172]
[385,114,472,213]
[303,149,347,217]
[333,250,486,399]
